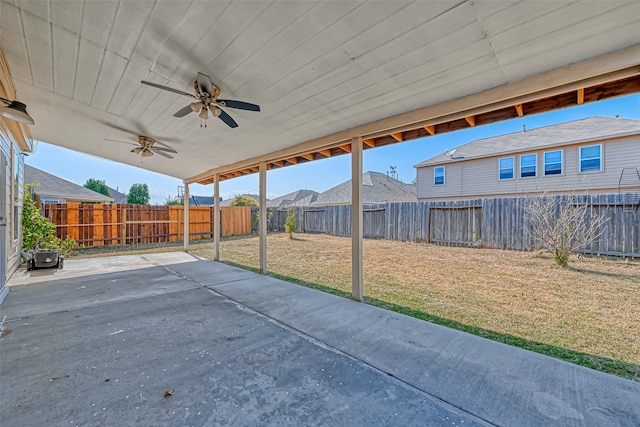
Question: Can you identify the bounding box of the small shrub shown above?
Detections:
[285,208,297,239]
[22,185,76,255]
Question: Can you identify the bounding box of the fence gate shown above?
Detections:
[303,209,325,233]
[363,208,385,238]
[429,206,482,244]
[276,209,288,231]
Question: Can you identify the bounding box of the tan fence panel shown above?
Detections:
[43,203,252,247]
[221,206,251,236]
[169,206,180,242]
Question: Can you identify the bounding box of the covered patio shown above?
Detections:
[2,0,640,298]
[2,2,640,425]
[2,254,639,426]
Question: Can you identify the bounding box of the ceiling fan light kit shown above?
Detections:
[0,97,35,125]
[140,72,259,129]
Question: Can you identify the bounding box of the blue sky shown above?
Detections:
[26,94,640,205]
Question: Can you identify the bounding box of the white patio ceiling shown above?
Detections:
[2,1,640,184]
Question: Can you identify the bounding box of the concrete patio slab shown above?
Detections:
[1,252,638,426]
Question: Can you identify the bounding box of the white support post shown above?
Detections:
[213,174,220,262]
[183,183,190,251]
[259,162,267,274]
[351,136,363,301]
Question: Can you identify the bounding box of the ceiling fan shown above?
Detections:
[101,121,179,159]
[105,135,177,159]
[140,72,260,128]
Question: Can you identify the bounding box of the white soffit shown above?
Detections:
[1,0,639,181]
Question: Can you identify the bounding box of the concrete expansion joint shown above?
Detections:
[205,286,495,426]
[157,262,255,290]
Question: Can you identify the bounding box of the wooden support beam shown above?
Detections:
[339,144,352,153]
[577,88,585,104]
[259,162,267,274]
[300,153,314,161]
[242,168,252,174]
[249,166,259,172]
[390,132,403,142]
[318,149,332,157]
[286,157,298,164]
[351,136,363,302]
[273,160,284,167]
[213,175,220,261]
[424,125,436,135]
[465,115,475,127]
[183,183,190,251]
[363,138,376,148]
[515,104,524,117]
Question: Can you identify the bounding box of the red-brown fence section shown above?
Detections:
[42,204,251,247]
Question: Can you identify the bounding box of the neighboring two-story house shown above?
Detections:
[414,117,640,201]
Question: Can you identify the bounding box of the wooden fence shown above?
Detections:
[258,194,640,256]
[43,204,251,247]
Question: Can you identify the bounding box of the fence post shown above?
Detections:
[120,205,127,245]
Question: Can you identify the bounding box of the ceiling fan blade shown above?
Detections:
[141,80,197,99]
[173,104,195,117]
[99,121,136,136]
[216,99,260,112]
[105,138,136,146]
[197,72,213,97]
[152,146,177,154]
[152,149,174,159]
[217,108,238,128]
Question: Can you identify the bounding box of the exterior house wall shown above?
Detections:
[1,48,32,302]
[0,122,25,300]
[417,135,640,201]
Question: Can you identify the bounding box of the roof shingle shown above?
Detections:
[25,165,113,203]
[414,117,640,167]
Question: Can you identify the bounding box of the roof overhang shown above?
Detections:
[190,50,640,184]
[1,1,639,184]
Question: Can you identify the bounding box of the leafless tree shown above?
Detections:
[524,195,609,266]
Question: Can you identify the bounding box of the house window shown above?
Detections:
[520,154,537,178]
[434,166,445,185]
[580,144,602,172]
[499,157,514,180]
[544,150,563,176]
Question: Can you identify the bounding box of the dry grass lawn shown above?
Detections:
[189,233,640,380]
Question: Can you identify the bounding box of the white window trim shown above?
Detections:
[11,144,19,243]
[433,166,445,186]
[498,156,515,181]
[543,149,563,177]
[579,144,603,173]
[519,153,537,178]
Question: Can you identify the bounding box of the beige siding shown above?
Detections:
[0,122,23,284]
[417,135,640,200]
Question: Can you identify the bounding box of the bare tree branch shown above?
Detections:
[525,194,609,266]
